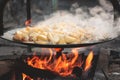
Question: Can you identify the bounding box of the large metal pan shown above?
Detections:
[0,28,116,48]
[0,0,119,48]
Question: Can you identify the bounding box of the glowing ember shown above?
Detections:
[84,51,94,71]
[23,48,94,80]
[54,48,63,52]
[25,19,31,26]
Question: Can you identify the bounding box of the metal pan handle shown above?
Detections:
[0,0,9,36]
[0,0,31,36]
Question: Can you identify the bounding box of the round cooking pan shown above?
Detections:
[0,28,116,48]
[0,0,119,48]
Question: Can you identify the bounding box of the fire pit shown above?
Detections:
[0,0,120,80]
[11,46,99,80]
[0,46,101,80]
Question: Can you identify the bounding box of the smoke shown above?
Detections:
[34,5,119,41]
[115,18,120,34]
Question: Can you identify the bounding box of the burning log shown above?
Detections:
[14,59,59,79]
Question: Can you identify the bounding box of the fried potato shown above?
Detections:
[37,34,48,41]
[35,40,49,44]
[64,35,78,44]
[29,32,38,41]
[58,36,66,44]
[13,31,24,41]
[48,32,60,44]
[13,22,94,44]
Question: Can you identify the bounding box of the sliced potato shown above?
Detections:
[69,32,80,39]
[71,39,81,44]
[64,35,78,44]
[47,32,60,44]
[13,31,23,41]
[37,34,48,41]
[13,22,94,44]
[29,32,38,41]
[35,40,49,44]
[22,34,29,41]
[58,36,66,44]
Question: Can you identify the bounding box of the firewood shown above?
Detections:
[14,59,59,79]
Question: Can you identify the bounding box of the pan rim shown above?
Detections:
[0,27,116,48]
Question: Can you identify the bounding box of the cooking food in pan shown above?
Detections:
[13,22,95,44]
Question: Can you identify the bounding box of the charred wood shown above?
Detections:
[14,59,59,79]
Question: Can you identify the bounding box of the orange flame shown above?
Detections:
[22,73,33,80]
[25,19,31,26]
[84,51,94,71]
[54,48,62,52]
[23,48,94,80]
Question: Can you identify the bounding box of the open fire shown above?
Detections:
[22,48,94,80]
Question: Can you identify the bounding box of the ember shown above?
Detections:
[25,19,31,26]
[23,48,94,80]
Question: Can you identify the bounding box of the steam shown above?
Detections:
[34,5,119,41]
